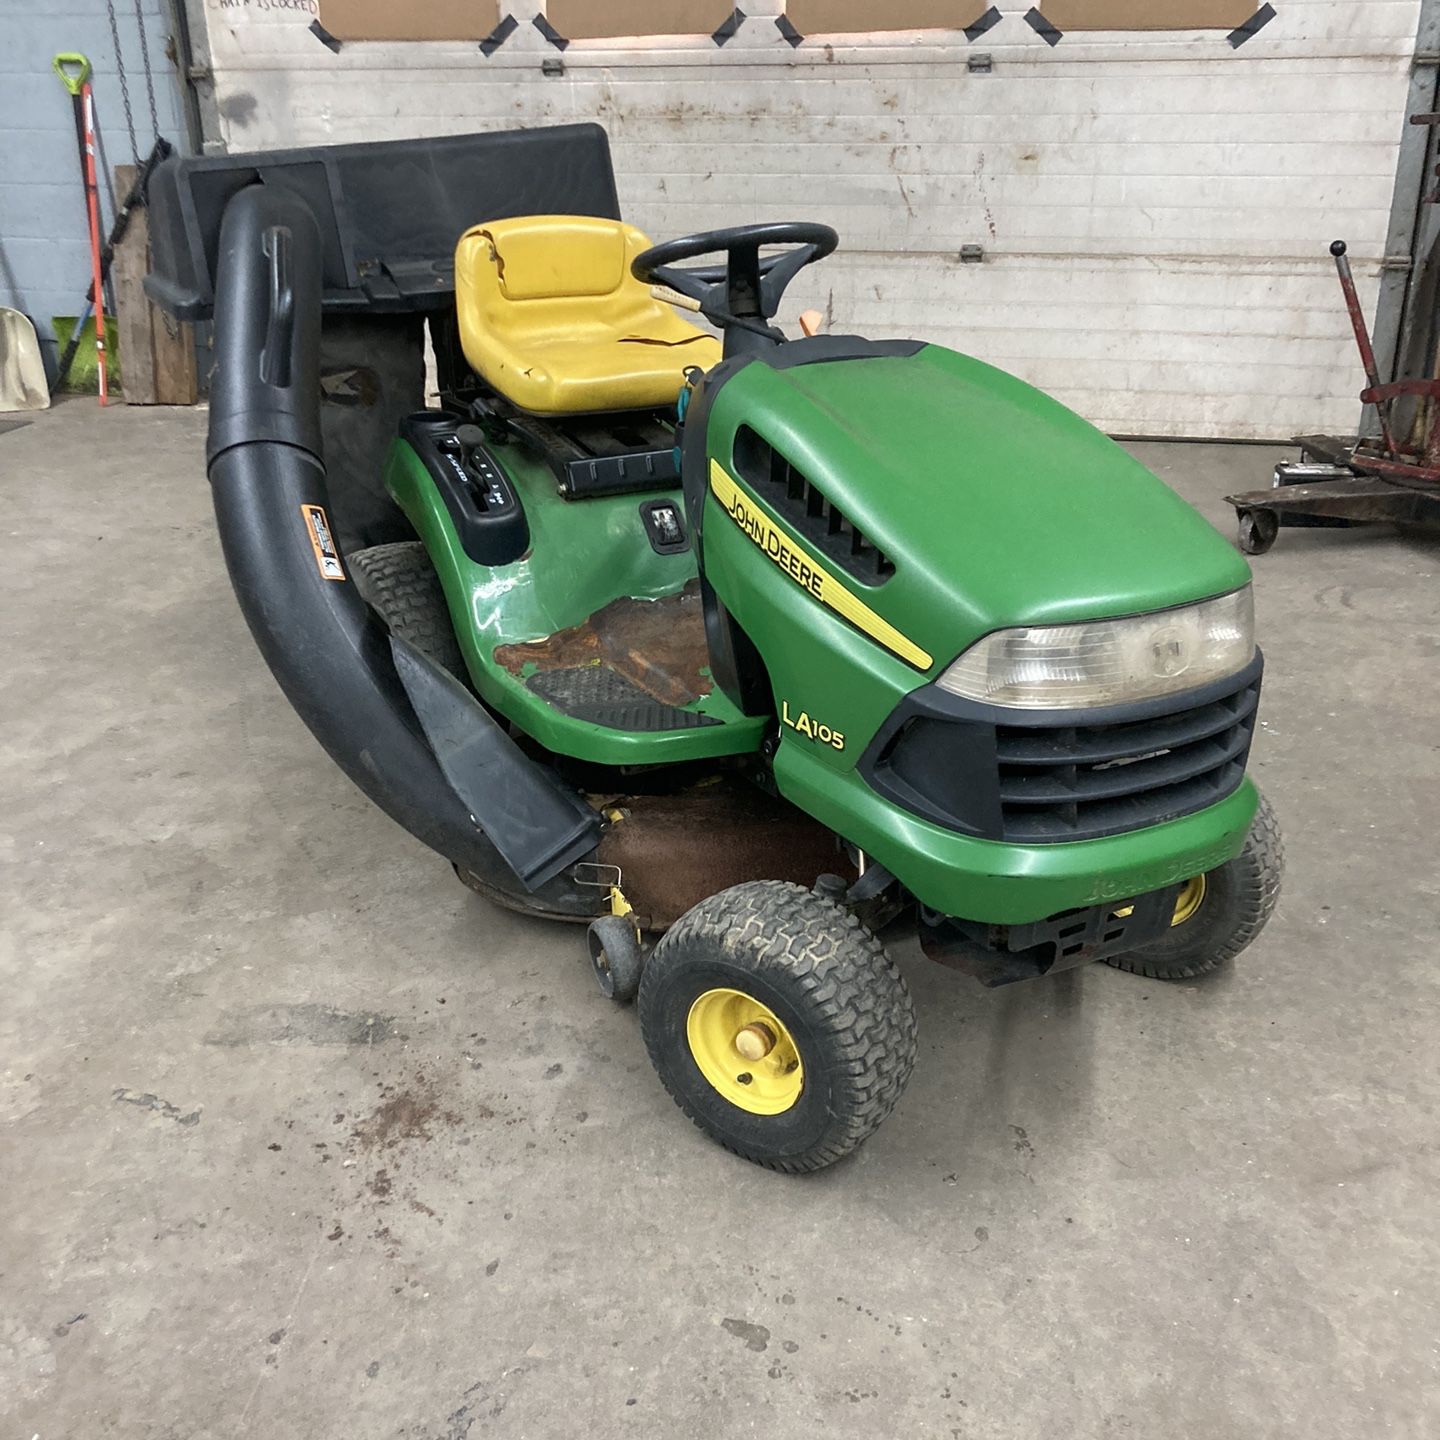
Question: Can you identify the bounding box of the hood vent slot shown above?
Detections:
[732,425,894,586]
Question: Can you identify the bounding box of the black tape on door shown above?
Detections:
[1227,3,1276,48]
[775,14,804,45]
[965,5,1002,40]
[1023,7,1063,44]
[712,7,746,45]
[480,14,518,55]
[308,19,341,53]
[532,13,570,49]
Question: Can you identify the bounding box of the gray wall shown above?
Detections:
[0,0,191,379]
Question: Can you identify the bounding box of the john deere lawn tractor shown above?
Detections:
[145,125,1281,1172]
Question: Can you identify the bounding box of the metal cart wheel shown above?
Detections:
[1237,508,1279,556]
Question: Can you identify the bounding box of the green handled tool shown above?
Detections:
[52,53,109,402]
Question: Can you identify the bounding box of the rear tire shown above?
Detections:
[1103,792,1283,980]
[638,881,918,1173]
[349,541,467,680]
[319,314,425,553]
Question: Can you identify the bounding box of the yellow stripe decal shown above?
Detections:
[709,460,932,670]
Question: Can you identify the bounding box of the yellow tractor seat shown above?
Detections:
[454,216,722,417]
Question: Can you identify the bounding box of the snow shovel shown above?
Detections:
[0,307,50,411]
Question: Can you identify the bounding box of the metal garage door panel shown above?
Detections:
[198,3,1419,439]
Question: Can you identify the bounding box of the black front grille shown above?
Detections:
[994,677,1259,842]
[858,658,1263,845]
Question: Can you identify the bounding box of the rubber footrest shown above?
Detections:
[527,665,721,732]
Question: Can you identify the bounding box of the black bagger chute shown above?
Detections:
[145,127,624,901]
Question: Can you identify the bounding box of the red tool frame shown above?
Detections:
[80,79,109,404]
[1225,239,1440,553]
[53,53,109,405]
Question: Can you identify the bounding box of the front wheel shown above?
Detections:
[637,881,918,1173]
[1104,793,1283,980]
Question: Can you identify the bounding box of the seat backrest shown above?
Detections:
[455,215,657,355]
[485,216,630,300]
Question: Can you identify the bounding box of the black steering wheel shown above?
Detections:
[632,222,839,354]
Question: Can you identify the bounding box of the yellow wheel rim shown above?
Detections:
[1171,874,1208,927]
[686,988,804,1116]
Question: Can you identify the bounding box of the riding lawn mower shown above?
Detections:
[144,124,1282,1172]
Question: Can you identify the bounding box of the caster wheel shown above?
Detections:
[638,881,918,1173]
[1237,508,1279,556]
[587,915,644,1003]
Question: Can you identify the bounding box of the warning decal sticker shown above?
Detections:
[301,504,346,581]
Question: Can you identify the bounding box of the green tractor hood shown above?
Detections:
[706,343,1252,674]
[698,340,1261,925]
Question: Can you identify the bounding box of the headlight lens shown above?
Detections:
[936,588,1255,710]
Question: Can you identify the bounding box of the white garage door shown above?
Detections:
[198,0,1420,439]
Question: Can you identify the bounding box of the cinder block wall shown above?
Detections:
[0,0,189,380]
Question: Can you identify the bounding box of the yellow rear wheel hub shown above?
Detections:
[686,988,804,1115]
[1171,874,1207,927]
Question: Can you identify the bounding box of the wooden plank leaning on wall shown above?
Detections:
[111,163,198,406]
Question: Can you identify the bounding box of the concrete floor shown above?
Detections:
[2,400,1438,1439]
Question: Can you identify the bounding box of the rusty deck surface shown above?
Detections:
[594,778,857,930]
[494,580,712,709]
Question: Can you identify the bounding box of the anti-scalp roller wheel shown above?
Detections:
[588,915,644,1004]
